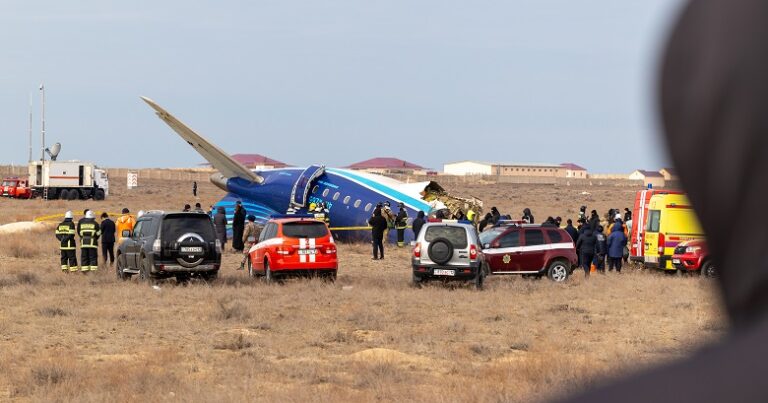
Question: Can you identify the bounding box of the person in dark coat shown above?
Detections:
[100,212,116,267]
[606,224,627,272]
[478,213,493,232]
[564,219,579,245]
[588,210,600,231]
[624,208,632,223]
[192,181,197,197]
[213,206,227,252]
[575,227,596,278]
[490,207,501,224]
[560,1,768,401]
[412,211,426,239]
[594,225,607,273]
[368,209,388,260]
[232,201,246,252]
[522,208,535,224]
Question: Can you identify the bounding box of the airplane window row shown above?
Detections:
[312,184,373,212]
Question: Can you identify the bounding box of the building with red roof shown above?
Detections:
[346,157,427,175]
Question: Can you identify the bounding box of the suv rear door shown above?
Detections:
[422,225,471,267]
[160,214,216,266]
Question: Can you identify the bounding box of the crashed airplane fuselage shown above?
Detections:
[141,97,482,242]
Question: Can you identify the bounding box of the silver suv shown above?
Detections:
[411,221,488,289]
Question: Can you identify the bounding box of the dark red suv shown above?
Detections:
[480,224,577,282]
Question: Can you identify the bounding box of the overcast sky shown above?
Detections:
[0,0,683,173]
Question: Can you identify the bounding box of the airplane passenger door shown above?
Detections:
[290,165,325,208]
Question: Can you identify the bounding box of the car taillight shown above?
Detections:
[323,245,336,254]
[413,242,421,258]
[469,244,478,261]
[658,233,665,255]
[277,246,292,255]
[152,239,161,253]
[215,239,222,254]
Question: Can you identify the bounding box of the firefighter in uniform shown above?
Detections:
[55,211,78,272]
[77,210,101,272]
[395,202,409,247]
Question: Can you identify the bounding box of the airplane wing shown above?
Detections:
[141,96,263,184]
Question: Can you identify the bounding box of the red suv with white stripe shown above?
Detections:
[480,224,577,282]
[247,216,338,282]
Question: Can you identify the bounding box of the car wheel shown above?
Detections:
[115,255,129,281]
[547,260,569,282]
[427,237,454,265]
[247,258,254,278]
[94,189,105,200]
[473,265,485,290]
[412,272,423,288]
[264,260,273,283]
[701,261,717,277]
[138,258,152,284]
[67,189,79,200]
[202,272,218,282]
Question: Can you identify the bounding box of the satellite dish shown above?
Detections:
[45,142,61,161]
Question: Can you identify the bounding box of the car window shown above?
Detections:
[424,226,468,249]
[283,221,329,238]
[132,221,144,239]
[162,215,215,241]
[646,210,661,232]
[524,229,545,246]
[479,227,506,245]
[546,230,563,243]
[258,223,270,242]
[498,230,520,248]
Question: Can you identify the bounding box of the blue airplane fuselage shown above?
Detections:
[214,167,432,243]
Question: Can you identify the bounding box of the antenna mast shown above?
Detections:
[39,83,45,162]
[28,93,32,162]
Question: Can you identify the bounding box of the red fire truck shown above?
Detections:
[1,177,32,199]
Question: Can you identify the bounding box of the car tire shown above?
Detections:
[701,261,716,277]
[247,258,254,278]
[94,189,105,200]
[547,260,569,282]
[202,272,218,282]
[138,258,152,284]
[67,190,79,200]
[412,272,424,288]
[473,265,485,290]
[115,254,129,281]
[264,260,273,283]
[427,238,454,265]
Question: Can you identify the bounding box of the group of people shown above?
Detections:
[55,208,136,273]
[368,201,425,260]
[567,207,631,277]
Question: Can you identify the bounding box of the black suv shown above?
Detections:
[116,211,222,283]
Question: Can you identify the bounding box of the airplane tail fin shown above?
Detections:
[141,96,263,184]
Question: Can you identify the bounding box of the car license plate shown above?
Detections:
[672,258,681,264]
[298,249,316,255]
[180,247,203,253]
[434,269,455,276]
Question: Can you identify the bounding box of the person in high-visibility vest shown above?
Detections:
[116,208,136,243]
[55,211,78,272]
[395,202,409,247]
[77,210,101,272]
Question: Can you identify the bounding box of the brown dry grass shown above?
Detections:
[0,177,726,402]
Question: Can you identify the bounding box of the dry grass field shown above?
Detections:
[0,176,725,402]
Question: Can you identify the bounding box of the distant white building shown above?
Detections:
[443,161,493,176]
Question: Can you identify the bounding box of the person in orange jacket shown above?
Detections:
[116,208,136,243]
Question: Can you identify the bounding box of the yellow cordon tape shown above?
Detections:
[34,212,124,223]
[329,226,412,231]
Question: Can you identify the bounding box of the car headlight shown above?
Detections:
[685,246,701,254]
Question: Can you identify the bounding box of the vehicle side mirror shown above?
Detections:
[483,243,491,249]
[122,230,131,238]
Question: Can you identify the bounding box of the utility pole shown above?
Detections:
[39,83,45,161]
[28,93,32,162]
